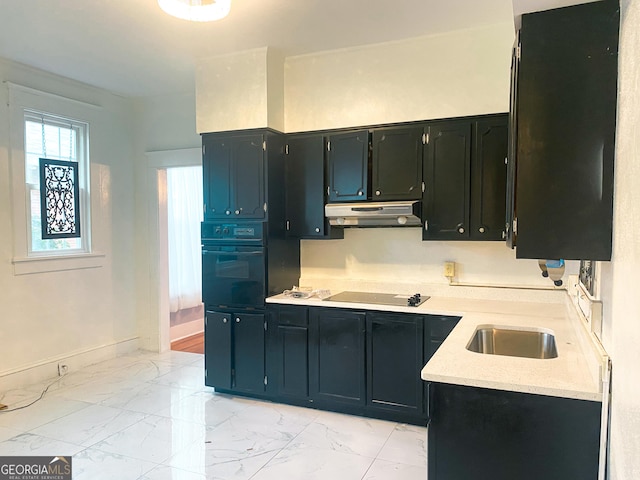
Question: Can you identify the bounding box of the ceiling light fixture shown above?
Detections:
[158,0,231,22]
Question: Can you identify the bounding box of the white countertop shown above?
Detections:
[267,291,604,402]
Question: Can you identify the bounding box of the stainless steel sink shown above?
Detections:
[466,325,558,359]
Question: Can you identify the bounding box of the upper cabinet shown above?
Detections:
[423,115,508,241]
[326,130,370,202]
[423,120,471,240]
[202,132,266,220]
[285,134,343,239]
[326,126,424,203]
[202,130,287,225]
[371,127,424,201]
[471,117,508,240]
[508,0,619,260]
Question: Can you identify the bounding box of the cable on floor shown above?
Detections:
[0,374,66,413]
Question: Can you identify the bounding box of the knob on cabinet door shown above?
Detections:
[375,190,381,196]
[235,317,241,323]
[223,318,228,323]
[458,227,465,234]
[479,227,485,233]
[315,227,321,233]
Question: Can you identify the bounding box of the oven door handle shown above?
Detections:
[202,250,264,256]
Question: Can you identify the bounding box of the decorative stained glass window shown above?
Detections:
[39,158,81,239]
[24,110,89,255]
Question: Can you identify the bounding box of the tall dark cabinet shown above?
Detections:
[508,0,619,260]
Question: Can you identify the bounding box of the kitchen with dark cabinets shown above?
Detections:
[2,0,639,479]
[194,2,620,480]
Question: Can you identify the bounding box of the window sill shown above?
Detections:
[12,252,106,275]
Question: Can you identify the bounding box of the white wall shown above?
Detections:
[286,24,577,289]
[0,59,138,384]
[132,93,201,351]
[602,0,640,478]
[195,47,285,133]
[284,24,515,132]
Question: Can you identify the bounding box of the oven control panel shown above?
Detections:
[201,222,265,243]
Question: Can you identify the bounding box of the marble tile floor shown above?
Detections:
[0,350,427,479]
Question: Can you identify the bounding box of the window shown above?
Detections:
[7,83,103,275]
[24,111,90,256]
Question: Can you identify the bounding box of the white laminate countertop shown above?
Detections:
[266,291,605,402]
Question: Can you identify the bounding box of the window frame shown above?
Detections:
[7,82,104,275]
[24,110,91,257]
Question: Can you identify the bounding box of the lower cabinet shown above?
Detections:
[268,305,310,402]
[367,312,424,416]
[309,308,366,407]
[428,383,602,480]
[263,304,459,425]
[204,310,265,395]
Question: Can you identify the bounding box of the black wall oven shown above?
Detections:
[202,222,267,310]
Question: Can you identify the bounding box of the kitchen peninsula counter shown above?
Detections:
[266,291,605,402]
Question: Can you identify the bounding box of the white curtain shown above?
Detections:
[167,166,203,313]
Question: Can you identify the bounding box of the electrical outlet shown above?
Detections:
[444,261,456,278]
[58,363,68,376]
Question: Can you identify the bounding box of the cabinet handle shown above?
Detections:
[375,190,381,196]
[479,227,485,233]
[225,210,230,215]
[223,318,228,323]
[235,209,240,215]
[458,227,465,234]
[315,227,320,233]
[236,317,241,323]
[358,190,364,196]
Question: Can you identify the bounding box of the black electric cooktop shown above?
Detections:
[324,291,429,307]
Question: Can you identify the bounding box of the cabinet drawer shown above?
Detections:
[430,316,460,340]
[277,306,308,326]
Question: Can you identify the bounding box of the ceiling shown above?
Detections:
[0,0,521,98]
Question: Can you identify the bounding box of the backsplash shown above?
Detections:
[300,227,579,299]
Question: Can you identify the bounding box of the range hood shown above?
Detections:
[324,201,422,227]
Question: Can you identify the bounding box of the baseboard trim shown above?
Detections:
[0,337,139,391]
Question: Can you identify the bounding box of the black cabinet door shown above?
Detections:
[271,306,309,400]
[309,308,366,406]
[285,134,342,239]
[204,311,232,389]
[512,1,618,260]
[203,138,232,220]
[232,312,265,394]
[470,117,508,241]
[428,383,601,480]
[327,130,369,202]
[232,134,265,220]
[423,121,471,240]
[371,127,424,201]
[202,133,265,220]
[366,313,424,415]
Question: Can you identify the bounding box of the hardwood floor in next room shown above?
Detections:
[171,333,204,354]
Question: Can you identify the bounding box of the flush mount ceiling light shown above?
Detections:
[158,0,231,22]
